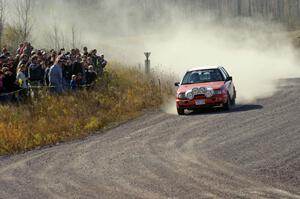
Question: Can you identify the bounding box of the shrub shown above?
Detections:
[0,63,172,155]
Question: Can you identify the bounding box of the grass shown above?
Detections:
[0,63,173,156]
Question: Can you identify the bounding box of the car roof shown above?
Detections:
[187,66,222,72]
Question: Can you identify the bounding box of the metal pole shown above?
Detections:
[144,52,151,74]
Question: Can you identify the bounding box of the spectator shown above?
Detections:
[86,65,97,85]
[0,55,7,68]
[0,70,4,94]
[28,55,44,86]
[82,60,89,83]
[23,42,33,57]
[44,65,50,86]
[72,56,83,77]
[99,54,107,68]
[17,43,25,55]
[49,55,65,94]
[70,75,77,91]
[76,73,84,87]
[7,60,17,78]
[63,58,73,83]
[18,54,29,68]
[75,48,80,56]
[16,64,28,89]
[1,48,9,57]
[83,46,88,56]
[59,48,65,55]
[3,67,17,93]
[96,54,107,76]
[0,43,108,100]
[50,50,57,66]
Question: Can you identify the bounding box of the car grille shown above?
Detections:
[194,94,205,98]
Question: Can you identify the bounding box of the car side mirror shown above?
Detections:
[174,82,180,87]
[226,76,232,81]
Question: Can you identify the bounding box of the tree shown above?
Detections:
[71,24,77,49]
[70,24,82,49]
[0,0,5,48]
[45,23,82,50]
[15,0,33,42]
[48,22,61,50]
[2,24,21,51]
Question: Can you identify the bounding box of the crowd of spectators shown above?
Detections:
[0,42,107,100]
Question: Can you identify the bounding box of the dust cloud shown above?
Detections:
[6,0,300,104]
[152,18,300,113]
[144,19,300,102]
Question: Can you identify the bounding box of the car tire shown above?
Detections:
[177,107,185,115]
[223,93,235,111]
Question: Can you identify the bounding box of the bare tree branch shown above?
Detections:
[0,0,6,48]
[15,0,33,42]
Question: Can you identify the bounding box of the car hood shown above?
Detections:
[177,81,225,93]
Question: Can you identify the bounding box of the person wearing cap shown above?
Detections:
[49,55,65,94]
[28,55,44,87]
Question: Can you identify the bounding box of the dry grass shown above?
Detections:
[0,63,173,156]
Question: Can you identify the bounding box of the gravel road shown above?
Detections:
[0,79,299,199]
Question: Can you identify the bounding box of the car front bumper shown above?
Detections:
[176,94,228,109]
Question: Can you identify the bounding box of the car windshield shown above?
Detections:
[181,69,224,85]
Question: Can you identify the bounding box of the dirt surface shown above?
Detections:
[0,79,299,199]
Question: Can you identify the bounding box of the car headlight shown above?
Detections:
[177,93,186,99]
[205,88,214,98]
[186,90,194,100]
[214,86,225,95]
[214,90,222,95]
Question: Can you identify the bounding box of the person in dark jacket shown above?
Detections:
[2,68,17,93]
[0,70,4,94]
[72,56,84,76]
[63,59,73,82]
[76,73,84,88]
[97,54,107,76]
[86,65,97,85]
[28,55,44,86]
[83,47,88,56]
[44,66,50,86]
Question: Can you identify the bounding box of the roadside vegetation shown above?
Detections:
[0,63,174,156]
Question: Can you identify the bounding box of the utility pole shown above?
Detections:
[144,52,151,74]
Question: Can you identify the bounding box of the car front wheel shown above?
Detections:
[177,107,185,115]
[223,93,236,111]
